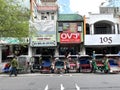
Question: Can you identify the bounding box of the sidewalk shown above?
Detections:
[0,73,42,77]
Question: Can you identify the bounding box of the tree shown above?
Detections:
[0,0,30,38]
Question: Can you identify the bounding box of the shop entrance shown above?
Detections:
[86,46,119,55]
[59,44,80,56]
[2,45,28,62]
[36,47,55,57]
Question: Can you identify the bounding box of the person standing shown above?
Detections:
[9,56,18,77]
[103,56,109,73]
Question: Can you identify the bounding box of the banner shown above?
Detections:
[63,23,78,33]
[60,33,81,43]
[30,20,57,47]
[32,20,56,35]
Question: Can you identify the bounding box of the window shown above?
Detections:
[41,16,45,20]
[51,15,54,20]
[94,23,113,34]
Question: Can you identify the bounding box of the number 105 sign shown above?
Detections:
[85,34,120,45]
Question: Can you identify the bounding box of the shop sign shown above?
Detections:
[60,33,81,43]
[85,34,120,45]
[31,41,56,47]
[0,37,29,44]
[30,35,57,47]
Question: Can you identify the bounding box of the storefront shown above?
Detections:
[85,34,120,55]
[0,37,29,63]
[59,32,81,56]
[85,14,120,55]
[30,20,57,56]
[57,14,84,56]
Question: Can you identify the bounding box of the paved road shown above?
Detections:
[0,73,120,90]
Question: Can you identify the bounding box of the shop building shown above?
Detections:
[84,0,120,55]
[84,13,120,55]
[57,14,84,56]
[29,0,58,56]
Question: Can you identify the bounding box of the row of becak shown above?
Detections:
[2,54,120,74]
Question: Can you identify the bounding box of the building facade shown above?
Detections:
[29,0,84,57]
[85,13,120,55]
[57,14,84,56]
[1,0,120,63]
[29,0,58,57]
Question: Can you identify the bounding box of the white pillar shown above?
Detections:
[55,47,59,56]
[0,45,2,63]
[115,23,118,34]
[28,45,32,57]
[80,45,86,55]
[90,24,94,35]
[92,24,94,34]
[9,45,13,55]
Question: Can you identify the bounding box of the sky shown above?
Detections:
[23,0,107,17]
[58,0,106,16]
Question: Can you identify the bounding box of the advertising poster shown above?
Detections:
[30,20,57,47]
[63,23,78,33]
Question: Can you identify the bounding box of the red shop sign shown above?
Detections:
[60,33,81,43]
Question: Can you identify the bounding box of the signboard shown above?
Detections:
[60,33,81,43]
[85,34,120,45]
[31,20,57,47]
[30,35,57,47]
[0,37,29,44]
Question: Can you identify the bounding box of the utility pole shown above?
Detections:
[30,0,34,21]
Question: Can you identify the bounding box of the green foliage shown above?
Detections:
[0,0,30,38]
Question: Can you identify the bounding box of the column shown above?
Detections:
[0,45,2,63]
[28,45,32,57]
[55,47,59,56]
[80,45,86,55]
[9,45,13,55]
[90,24,94,35]
[115,23,118,34]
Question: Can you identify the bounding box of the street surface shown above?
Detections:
[0,73,120,90]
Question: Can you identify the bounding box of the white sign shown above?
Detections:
[85,34,120,45]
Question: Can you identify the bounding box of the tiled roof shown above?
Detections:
[58,14,83,21]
